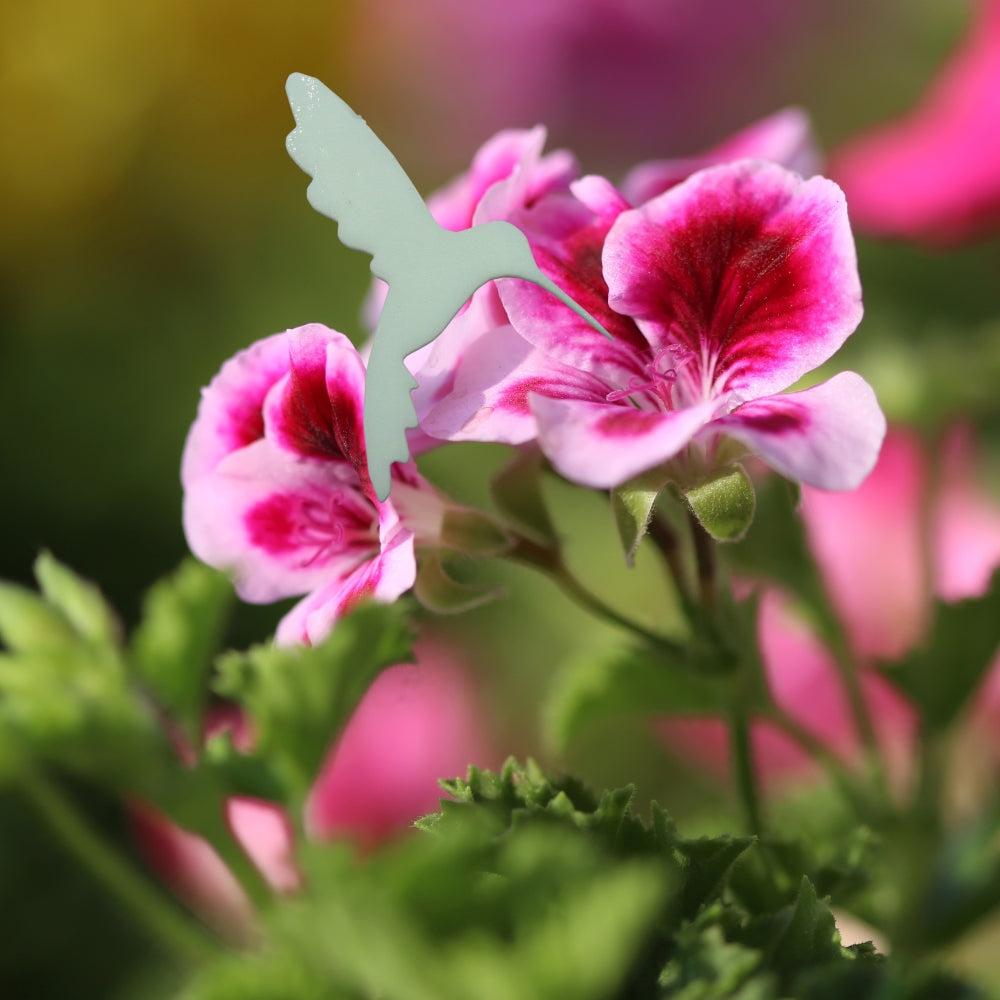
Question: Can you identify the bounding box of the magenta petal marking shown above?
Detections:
[265,325,363,463]
[604,161,862,400]
[184,440,376,604]
[532,395,717,490]
[497,206,649,382]
[716,372,886,491]
[322,337,369,472]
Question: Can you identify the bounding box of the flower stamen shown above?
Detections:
[606,345,692,405]
[296,492,374,567]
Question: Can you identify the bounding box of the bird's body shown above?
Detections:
[286,72,611,500]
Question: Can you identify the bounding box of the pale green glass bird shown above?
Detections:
[285,73,612,501]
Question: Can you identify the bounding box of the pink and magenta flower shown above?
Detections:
[419,126,884,493]
[182,323,444,645]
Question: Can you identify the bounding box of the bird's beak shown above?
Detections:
[533,274,614,341]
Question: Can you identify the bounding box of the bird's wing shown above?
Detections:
[286,73,436,264]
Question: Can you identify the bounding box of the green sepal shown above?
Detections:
[611,472,666,567]
[439,507,511,556]
[413,553,505,614]
[684,464,757,542]
[491,444,559,545]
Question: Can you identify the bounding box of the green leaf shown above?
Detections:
[33,551,121,647]
[684,465,757,543]
[413,553,504,614]
[213,601,415,800]
[659,920,770,999]
[129,559,233,743]
[491,444,558,545]
[769,876,844,972]
[544,642,736,753]
[880,569,1000,730]
[511,856,670,1000]
[0,581,78,653]
[611,474,664,567]
[679,836,756,918]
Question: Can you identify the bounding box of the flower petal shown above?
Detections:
[275,526,416,646]
[181,332,291,488]
[183,440,376,603]
[429,126,578,231]
[263,324,367,469]
[532,395,717,489]
[623,107,820,205]
[715,371,886,490]
[421,323,609,444]
[407,286,512,446]
[496,202,650,383]
[604,161,863,399]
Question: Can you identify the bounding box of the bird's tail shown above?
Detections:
[363,337,419,502]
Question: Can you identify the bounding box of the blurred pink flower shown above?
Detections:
[663,426,1000,788]
[663,591,913,786]
[133,643,494,936]
[830,0,1000,244]
[418,123,883,493]
[346,0,825,167]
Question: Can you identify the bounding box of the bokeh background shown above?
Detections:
[4,0,1000,995]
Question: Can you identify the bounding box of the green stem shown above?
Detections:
[913,722,944,833]
[729,693,764,838]
[647,510,697,617]
[508,534,685,654]
[685,512,763,834]
[687,509,717,614]
[21,769,221,965]
[827,637,891,804]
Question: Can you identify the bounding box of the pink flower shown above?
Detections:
[830,0,1000,245]
[182,324,447,645]
[420,127,884,493]
[133,645,494,937]
[663,427,1000,787]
